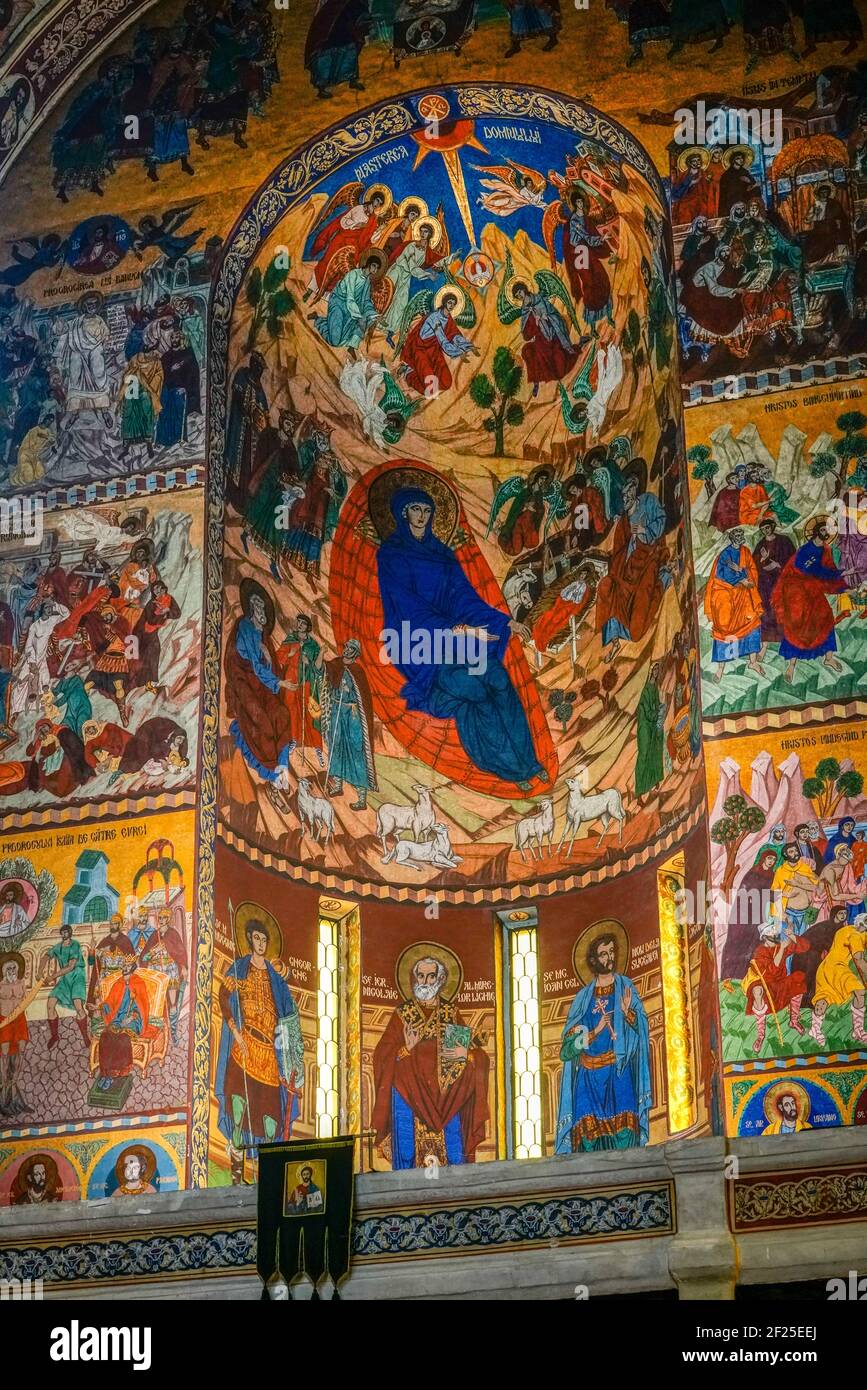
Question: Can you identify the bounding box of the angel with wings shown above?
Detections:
[397,277,479,396]
[133,206,203,265]
[542,179,617,334]
[486,466,566,557]
[303,181,392,304]
[338,355,419,449]
[497,252,582,396]
[472,159,548,217]
[380,208,451,345]
[559,339,625,442]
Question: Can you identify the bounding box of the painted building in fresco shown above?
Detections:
[1,0,866,1201]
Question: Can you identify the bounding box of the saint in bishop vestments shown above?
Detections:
[373,950,489,1169]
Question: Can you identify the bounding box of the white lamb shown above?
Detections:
[515,799,555,860]
[297,778,334,843]
[382,823,462,871]
[376,785,435,858]
[557,770,625,855]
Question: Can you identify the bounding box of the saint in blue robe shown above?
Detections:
[555,972,652,1152]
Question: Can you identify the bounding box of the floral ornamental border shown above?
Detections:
[352,1182,675,1261]
[729,1163,867,1233]
[0,1181,674,1286]
[193,83,683,1186]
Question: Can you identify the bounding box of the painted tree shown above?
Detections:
[710,794,766,893]
[810,410,867,497]
[689,443,718,500]
[245,254,295,352]
[470,346,524,456]
[802,757,864,820]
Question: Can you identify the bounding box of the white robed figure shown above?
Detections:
[10,598,69,719]
[381,222,443,342]
[54,291,112,415]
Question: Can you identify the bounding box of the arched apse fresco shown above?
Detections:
[202,83,708,903]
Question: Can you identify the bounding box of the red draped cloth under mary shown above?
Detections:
[329,460,558,798]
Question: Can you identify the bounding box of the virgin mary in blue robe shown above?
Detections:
[376,487,544,787]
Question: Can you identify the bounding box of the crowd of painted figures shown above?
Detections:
[703,461,867,685]
[720,811,867,1057]
[0,282,208,487]
[303,0,864,103]
[0,531,190,801]
[220,132,697,822]
[671,65,867,378]
[50,0,279,201]
[0,893,188,1123]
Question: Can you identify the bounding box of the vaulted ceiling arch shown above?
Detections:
[0,0,159,185]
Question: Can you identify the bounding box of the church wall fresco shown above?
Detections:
[4,0,867,1202]
[685,386,867,731]
[206,83,706,909]
[0,189,233,499]
[206,847,321,1186]
[705,719,867,1135]
[0,488,203,826]
[0,808,194,1202]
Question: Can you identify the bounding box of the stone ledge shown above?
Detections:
[1,1130,865,1299]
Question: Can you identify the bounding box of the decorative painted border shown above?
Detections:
[192,83,683,1187]
[729,1162,867,1234]
[702,698,867,740]
[352,1180,675,1261]
[0,1109,187,1141]
[36,466,205,514]
[0,1179,674,1286]
[0,786,196,835]
[683,356,867,408]
[725,1051,867,1077]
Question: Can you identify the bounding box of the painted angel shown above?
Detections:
[396,276,478,396]
[542,173,617,332]
[486,466,566,557]
[559,339,624,441]
[380,207,451,345]
[472,159,548,217]
[338,355,419,449]
[303,180,393,303]
[497,251,582,396]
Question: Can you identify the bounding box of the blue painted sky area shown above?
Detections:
[301,92,634,261]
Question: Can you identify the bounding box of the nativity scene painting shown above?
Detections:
[208,85,706,897]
